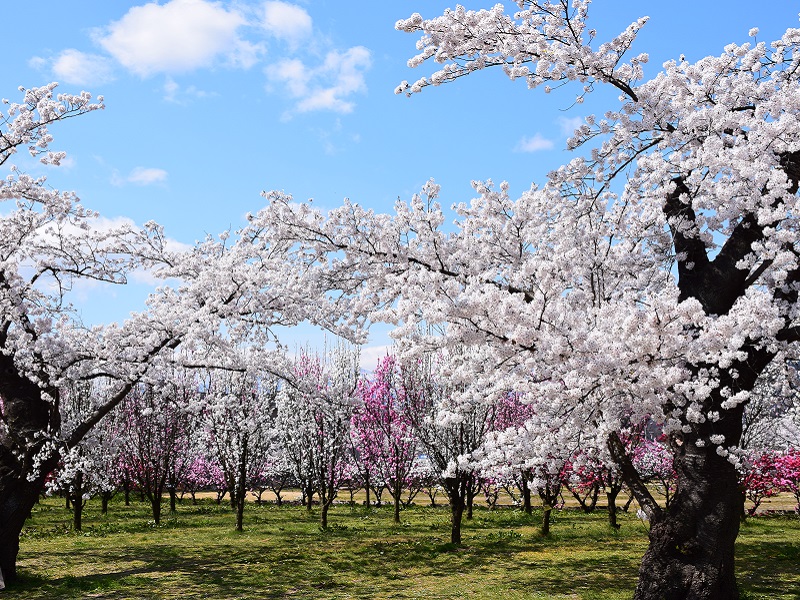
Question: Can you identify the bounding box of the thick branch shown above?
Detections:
[607,431,662,520]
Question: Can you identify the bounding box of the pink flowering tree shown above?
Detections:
[738,450,789,518]
[118,379,195,525]
[352,354,420,523]
[778,449,800,511]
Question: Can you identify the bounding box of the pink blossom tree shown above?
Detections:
[118,379,195,525]
[738,450,789,518]
[632,439,677,509]
[352,354,420,523]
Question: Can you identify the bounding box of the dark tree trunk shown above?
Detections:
[0,355,62,586]
[320,501,330,529]
[393,481,402,524]
[444,476,467,545]
[235,438,248,532]
[168,487,177,513]
[607,489,620,530]
[101,492,112,515]
[71,472,84,532]
[0,475,42,585]
[521,477,533,515]
[633,444,742,600]
[364,476,371,507]
[150,494,162,524]
[466,482,477,520]
[541,505,552,536]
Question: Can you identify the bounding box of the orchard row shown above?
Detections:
[50,348,800,543]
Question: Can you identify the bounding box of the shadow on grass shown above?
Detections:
[13,501,800,599]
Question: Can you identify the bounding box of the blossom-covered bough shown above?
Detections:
[252,2,800,598]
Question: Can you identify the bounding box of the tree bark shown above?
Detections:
[607,489,620,530]
[320,501,331,530]
[521,477,533,515]
[392,481,402,524]
[0,469,45,584]
[150,494,162,525]
[541,505,552,536]
[235,437,248,532]
[0,354,61,585]
[633,443,742,600]
[444,476,467,545]
[71,472,84,532]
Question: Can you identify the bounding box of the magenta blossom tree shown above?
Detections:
[352,354,420,523]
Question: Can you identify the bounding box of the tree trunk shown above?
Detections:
[150,494,162,525]
[607,489,620,530]
[393,480,402,524]
[633,444,742,599]
[168,487,177,513]
[72,472,84,532]
[608,429,745,600]
[0,356,62,586]
[235,438,248,532]
[101,493,111,515]
[466,485,475,520]
[320,501,330,530]
[541,506,552,536]
[521,478,533,515]
[445,476,466,545]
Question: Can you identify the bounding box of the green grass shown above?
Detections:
[12,497,800,599]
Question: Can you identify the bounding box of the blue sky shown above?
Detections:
[4,0,799,362]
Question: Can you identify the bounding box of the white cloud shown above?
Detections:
[52,49,115,86]
[112,167,168,186]
[95,0,259,77]
[558,116,585,136]
[163,76,216,103]
[129,167,168,185]
[267,46,372,115]
[515,133,555,153]
[359,345,393,372]
[263,1,312,45]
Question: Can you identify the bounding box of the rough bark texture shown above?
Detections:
[634,444,742,600]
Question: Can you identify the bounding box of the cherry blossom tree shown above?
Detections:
[199,366,278,530]
[250,3,800,595]
[351,354,420,523]
[275,344,360,529]
[48,381,124,530]
[118,379,194,525]
[0,81,365,584]
[400,350,499,544]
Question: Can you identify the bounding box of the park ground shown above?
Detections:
[13,494,800,599]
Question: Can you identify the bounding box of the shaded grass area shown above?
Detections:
[13,497,800,599]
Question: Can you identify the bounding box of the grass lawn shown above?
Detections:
[12,496,800,599]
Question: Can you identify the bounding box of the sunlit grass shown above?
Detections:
[13,496,800,599]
